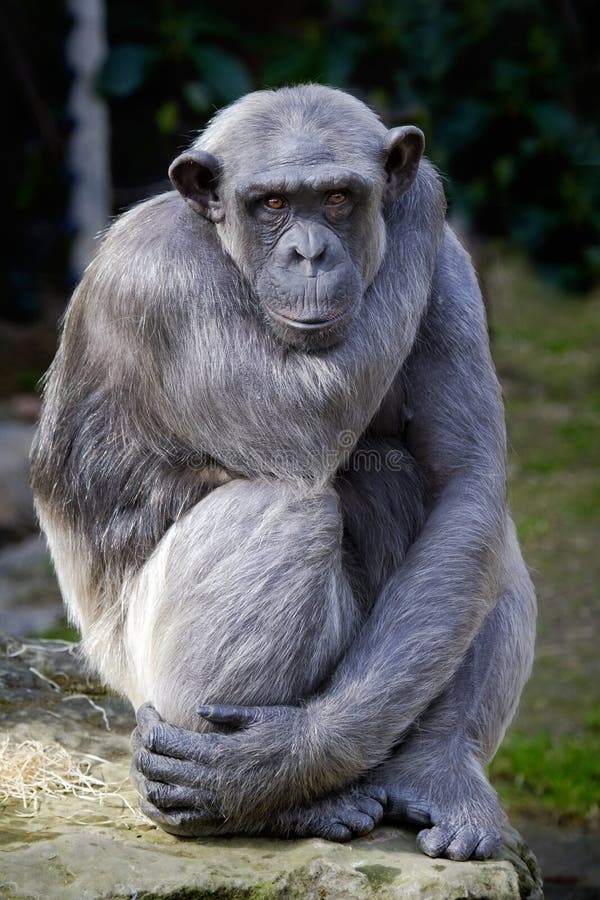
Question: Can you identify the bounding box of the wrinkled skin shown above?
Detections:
[30,86,536,861]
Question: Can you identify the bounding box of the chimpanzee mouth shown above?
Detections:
[266,306,354,332]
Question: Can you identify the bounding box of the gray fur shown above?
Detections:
[30,84,535,859]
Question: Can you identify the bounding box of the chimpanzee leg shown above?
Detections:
[263,437,426,840]
[123,478,359,729]
[128,447,426,840]
[372,519,536,860]
[269,512,534,855]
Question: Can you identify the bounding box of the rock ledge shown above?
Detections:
[0,636,543,899]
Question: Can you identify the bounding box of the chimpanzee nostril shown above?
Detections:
[288,224,329,264]
[292,241,326,263]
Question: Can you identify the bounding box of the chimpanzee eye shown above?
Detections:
[263,196,286,210]
[327,191,348,205]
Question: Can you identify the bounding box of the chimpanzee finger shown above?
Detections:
[136,703,222,763]
[361,784,388,807]
[445,825,482,861]
[130,752,215,809]
[137,777,214,811]
[197,704,264,727]
[473,831,502,860]
[139,799,223,836]
[131,726,143,754]
[136,702,165,735]
[353,794,385,822]
[136,747,214,788]
[130,754,147,795]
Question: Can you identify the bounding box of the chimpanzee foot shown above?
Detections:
[416,821,502,861]
[270,784,388,842]
[385,781,504,860]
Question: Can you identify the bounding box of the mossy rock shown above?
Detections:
[0,637,543,899]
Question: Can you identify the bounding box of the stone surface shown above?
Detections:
[0,418,64,637]
[0,422,37,541]
[515,822,600,900]
[0,535,63,635]
[0,636,544,899]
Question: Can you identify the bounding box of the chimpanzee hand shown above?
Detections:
[131,701,361,836]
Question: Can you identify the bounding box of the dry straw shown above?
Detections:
[0,736,143,823]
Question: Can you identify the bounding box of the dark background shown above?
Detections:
[1,2,599,896]
[3,0,599,331]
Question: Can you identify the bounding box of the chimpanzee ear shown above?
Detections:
[168,150,224,222]
[382,126,425,202]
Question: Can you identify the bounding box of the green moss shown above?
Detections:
[515,514,550,543]
[355,864,403,888]
[490,728,600,822]
[136,887,278,899]
[584,706,600,732]
[32,621,80,642]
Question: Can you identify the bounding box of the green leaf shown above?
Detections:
[531,103,577,141]
[494,155,516,187]
[259,41,317,86]
[183,81,212,113]
[156,101,180,134]
[324,33,366,85]
[98,44,158,97]
[436,99,493,154]
[160,9,236,47]
[191,45,252,103]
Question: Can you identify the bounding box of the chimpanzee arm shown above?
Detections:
[310,225,507,755]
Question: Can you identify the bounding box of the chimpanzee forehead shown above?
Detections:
[196,85,388,183]
[235,165,374,200]
[255,130,336,168]
[227,129,385,190]
[238,126,369,165]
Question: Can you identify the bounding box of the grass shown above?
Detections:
[484,247,600,825]
[33,623,80,642]
[490,728,600,826]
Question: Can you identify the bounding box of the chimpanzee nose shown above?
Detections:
[292,231,326,263]
[283,223,331,273]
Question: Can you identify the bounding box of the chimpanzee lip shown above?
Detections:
[266,306,353,331]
